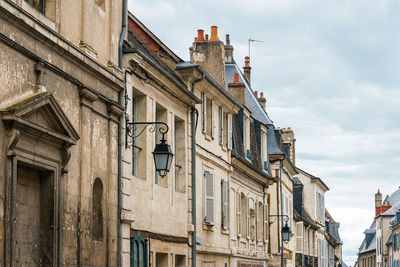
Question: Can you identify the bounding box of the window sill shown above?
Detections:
[204,133,212,141]
[221,228,230,235]
[202,223,215,231]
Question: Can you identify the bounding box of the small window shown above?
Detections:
[92,178,103,241]
[206,97,213,137]
[131,237,148,267]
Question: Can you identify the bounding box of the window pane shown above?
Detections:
[138,241,144,267]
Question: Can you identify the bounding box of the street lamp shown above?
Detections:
[269,214,292,243]
[126,121,173,177]
[152,136,174,177]
[281,222,291,243]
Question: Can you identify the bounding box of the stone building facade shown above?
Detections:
[0,0,124,266]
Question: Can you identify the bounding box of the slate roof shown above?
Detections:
[267,124,285,156]
[385,187,400,206]
[358,222,376,254]
[328,222,342,245]
[225,62,273,125]
[231,112,273,178]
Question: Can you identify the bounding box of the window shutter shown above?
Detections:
[202,93,206,133]
[316,193,320,220]
[204,171,214,224]
[237,191,241,237]
[296,222,304,253]
[219,107,223,145]
[227,114,232,150]
[221,179,228,230]
[322,195,325,220]
[246,197,250,239]
[211,100,215,138]
[264,204,269,241]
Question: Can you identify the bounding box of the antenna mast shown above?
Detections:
[248,38,264,58]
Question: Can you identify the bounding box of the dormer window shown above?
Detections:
[243,114,250,158]
[261,128,268,170]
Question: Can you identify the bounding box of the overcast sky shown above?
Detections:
[128,0,400,264]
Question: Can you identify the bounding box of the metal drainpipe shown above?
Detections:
[191,73,204,267]
[280,159,284,267]
[118,0,127,266]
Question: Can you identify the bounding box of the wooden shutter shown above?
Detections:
[264,204,269,241]
[227,114,232,150]
[322,195,325,220]
[221,179,228,230]
[316,193,320,220]
[204,171,214,224]
[211,100,215,138]
[202,93,206,133]
[219,107,223,145]
[296,222,304,253]
[246,198,250,239]
[237,191,241,237]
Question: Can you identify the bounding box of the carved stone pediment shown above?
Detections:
[1,92,79,171]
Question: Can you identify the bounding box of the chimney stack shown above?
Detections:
[258,92,266,111]
[244,56,251,84]
[205,34,209,41]
[224,33,234,63]
[228,72,246,105]
[190,26,226,87]
[375,190,382,216]
[280,127,296,165]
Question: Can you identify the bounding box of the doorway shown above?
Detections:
[15,164,55,266]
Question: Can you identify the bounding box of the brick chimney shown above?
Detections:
[228,73,246,105]
[243,56,251,84]
[281,127,296,165]
[190,26,226,87]
[375,190,392,216]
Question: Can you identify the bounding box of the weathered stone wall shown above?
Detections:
[0,1,123,266]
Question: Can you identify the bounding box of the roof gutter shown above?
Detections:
[176,64,243,110]
[123,47,201,104]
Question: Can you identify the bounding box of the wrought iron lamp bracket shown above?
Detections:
[269,214,289,225]
[126,121,169,148]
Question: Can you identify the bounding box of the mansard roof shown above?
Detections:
[225,61,273,125]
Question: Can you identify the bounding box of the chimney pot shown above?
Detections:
[245,56,250,67]
[255,91,258,98]
[197,29,205,41]
[195,37,198,42]
[233,73,239,83]
[210,26,220,41]
[226,34,230,45]
[205,34,209,41]
[288,127,291,130]
[260,92,264,98]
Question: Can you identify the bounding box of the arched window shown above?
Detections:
[92,178,103,241]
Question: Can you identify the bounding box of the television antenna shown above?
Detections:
[248,38,264,58]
